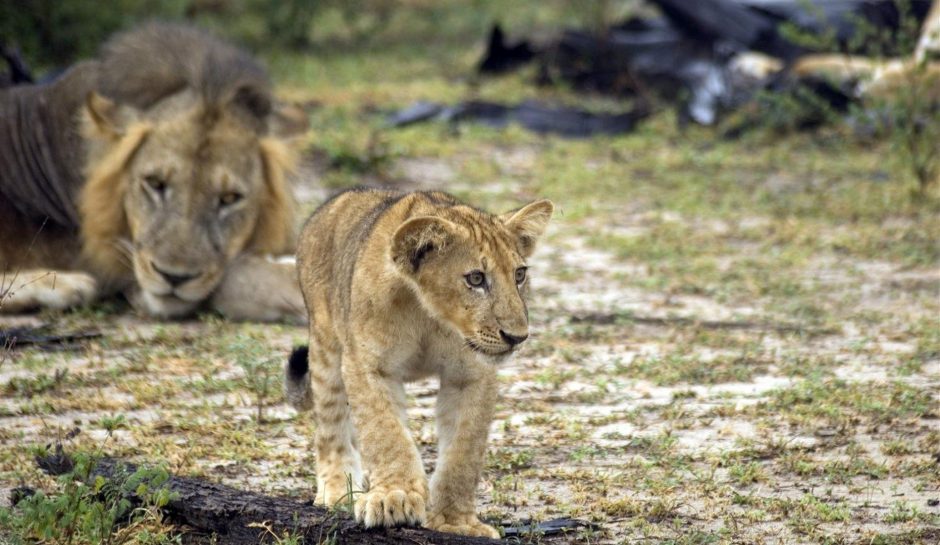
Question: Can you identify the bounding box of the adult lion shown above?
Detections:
[0,23,308,322]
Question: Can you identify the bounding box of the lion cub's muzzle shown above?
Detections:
[468,327,530,359]
[499,329,528,346]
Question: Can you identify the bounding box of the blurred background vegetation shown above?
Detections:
[0,0,632,69]
[2,0,937,197]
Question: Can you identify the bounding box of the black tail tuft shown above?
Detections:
[288,345,309,379]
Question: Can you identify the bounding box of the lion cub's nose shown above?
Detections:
[152,262,199,287]
[499,330,528,347]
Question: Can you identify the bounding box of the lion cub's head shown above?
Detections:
[76,23,307,317]
[391,200,554,358]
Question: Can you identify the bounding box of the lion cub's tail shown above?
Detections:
[285,346,313,412]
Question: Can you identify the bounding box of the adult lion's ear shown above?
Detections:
[269,103,309,140]
[84,92,137,140]
[391,216,459,274]
[500,199,554,257]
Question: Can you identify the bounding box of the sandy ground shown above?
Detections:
[1,153,938,545]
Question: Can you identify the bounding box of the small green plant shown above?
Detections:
[488,447,535,472]
[225,337,283,423]
[336,472,360,516]
[729,461,768,486]
[99,414,128,436]
[884,500,920,523]
[0,450,178,545]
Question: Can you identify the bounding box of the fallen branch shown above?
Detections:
[569,312,837,335]
[0,323,101,351]
[33,449,588,544]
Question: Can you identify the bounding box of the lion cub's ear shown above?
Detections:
[500,199,554,257]
[391,216,459,274]
[84,92,138,140]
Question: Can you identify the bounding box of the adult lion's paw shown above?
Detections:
[354,483,427,528]
[426,514,500,538]
[128,289,198,318]
[210,255,308,324]
[33,271,97,310]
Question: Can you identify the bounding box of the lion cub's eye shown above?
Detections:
[515,267,527,285]
[465,270,486,288]
[218,192,244,207]
[143,175,167,196]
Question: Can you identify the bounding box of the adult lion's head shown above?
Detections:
[77,23,307,317]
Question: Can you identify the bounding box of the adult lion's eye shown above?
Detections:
[465,270,486,288]
[143,174,167,196]
[219,192,244,207]
[515,267,527,285]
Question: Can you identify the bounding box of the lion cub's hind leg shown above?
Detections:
[0,270,97,313]
[308,342,363,508]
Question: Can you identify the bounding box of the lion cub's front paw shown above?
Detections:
[426,514,500,538]
[354,482,427,528]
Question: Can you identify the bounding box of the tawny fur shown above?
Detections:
[287,188,553,538]
[0,23,307,321]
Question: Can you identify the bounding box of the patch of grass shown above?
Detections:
[728,461,768,486]
[867,529,940,545]
[783,493,852,534]
[533,367,577,389]
[822,456,888,484]
[760,379,935,428]
[3,368,69,398]
[569,445,607,462]
[487,447,535,473]
[0,450,178,545]
[881,439,913,456]
[626,351,767,386]
[660,533,721,545]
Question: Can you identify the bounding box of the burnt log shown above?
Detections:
[480,0,934,126]
[387,99,649,138]
[0,323,101,350]
[34,451,587,544]
[0,44,34,87]
[478,24,536,74]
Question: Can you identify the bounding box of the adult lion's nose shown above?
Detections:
[152,262,200,287]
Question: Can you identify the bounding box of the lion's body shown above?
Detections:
[0,23,306,321]
[0,62,97,270]
[286,188,552,538]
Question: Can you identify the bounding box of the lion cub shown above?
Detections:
[285,188,553,537]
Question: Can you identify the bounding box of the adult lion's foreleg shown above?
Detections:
[0,269,98,313]
[209,254,306,324]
